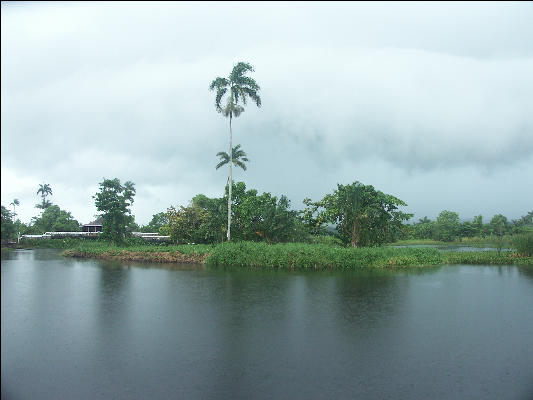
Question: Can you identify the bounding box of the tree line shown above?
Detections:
[406,210,533,242]
[2,179,532,247]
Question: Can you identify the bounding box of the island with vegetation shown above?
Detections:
[2,62,532,269]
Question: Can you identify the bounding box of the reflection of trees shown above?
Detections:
[96,261,132,339]
[517,266,533,281]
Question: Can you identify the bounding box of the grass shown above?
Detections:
[19,238,533,269]
[391,236,514,248]
[442,251,533,267]
[206,242,444,269]
[18,238,214,255]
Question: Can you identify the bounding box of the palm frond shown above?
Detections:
[229,62,254,82]
[242,87,261,107]
[234,160,247,171]
[215,160,228,170]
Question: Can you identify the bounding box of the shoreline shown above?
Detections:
[61,249,208,264]
[57,244,533,269]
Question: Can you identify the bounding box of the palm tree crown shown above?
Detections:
[216,145,249,171]
[37,183,52,198]
[209,62,261,116]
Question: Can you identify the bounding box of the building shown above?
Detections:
[82,217,103,233]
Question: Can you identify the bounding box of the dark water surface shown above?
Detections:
[2,249,533,400]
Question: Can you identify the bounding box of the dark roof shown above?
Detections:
[83,216,104,226]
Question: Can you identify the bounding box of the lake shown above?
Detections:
[2,249,533,400]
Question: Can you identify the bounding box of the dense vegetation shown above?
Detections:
[405,210,533,242]
[14,239,531,268]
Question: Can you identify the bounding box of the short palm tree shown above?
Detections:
[209,62,261,241]
[216,144,249,171]
[36,183,52,209]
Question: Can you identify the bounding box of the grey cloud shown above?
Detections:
[2,2,533,224]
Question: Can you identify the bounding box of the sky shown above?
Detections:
[2,1,533,226]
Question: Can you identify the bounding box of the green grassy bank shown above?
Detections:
[13,239,533,268]
[206,242,532,269]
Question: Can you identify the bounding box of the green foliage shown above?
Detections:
[28,205,80,233]
[161,194,226,244]
[206,242,443,269]
[1,206,15,240]
[443,251,533,266]
[511,211,533,233]
[164,204,211,244]
[303,182,412,247]
[225,182,306,243]
[306,235,344,246]
[434,210,460,242]
[140,212,169,233]
[93,178,136,245]
[36,183,52,209]
[216,144,249,171]
[512,232,533,256]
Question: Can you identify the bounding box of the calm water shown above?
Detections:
[2,249,533,400]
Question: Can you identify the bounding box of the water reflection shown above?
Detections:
[2,250,532,400]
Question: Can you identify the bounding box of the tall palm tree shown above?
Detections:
[209,62,261,241]
[36,183,52,209]
[216,144,249,171]
[10,199,19,218]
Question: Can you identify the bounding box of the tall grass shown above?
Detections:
[512,233,533,256]
[206,242,443,269]
[20,238,213,255]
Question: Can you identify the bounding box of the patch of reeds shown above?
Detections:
[442,251,533,266]
[511,233,533,257]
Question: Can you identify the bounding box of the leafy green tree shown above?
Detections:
[36,183,52,209]
[210,62,261,242]
[410,217,435,240]
[228,182,304,243]
[164,204,210,244]
[29,205,80,233]
[93,178,136,244]
[489,214,509,253]
[511,211,533,234]
[434,210,460,242]
[10,199,19,218]
[216,144,249,172]
[472,215,484,237]
[489,214,509,236]
[305,182,412,247]
[459,221,476,240]
[1,206,15,240]
[141,212,169,233]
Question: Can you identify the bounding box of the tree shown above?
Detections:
[434,210,460,242]
[209,62,261,241]
[472,215,484,237]
[410,217,434,240]
[216,144,249,172]
[29,205,80,233]
[141,212,169,233]
[227,182,303,243]
[36,183,52,209]
[304,182,412,247]
[10,199,19,218]
[489,214,509,254]
[1,206,15,241]
[93,178,136,244]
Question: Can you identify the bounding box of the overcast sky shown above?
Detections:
[2,1,532,226]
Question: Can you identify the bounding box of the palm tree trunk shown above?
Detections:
[227,113,233,241]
